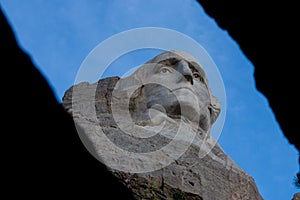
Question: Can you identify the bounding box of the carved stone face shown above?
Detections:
[115,50,220,133]
[146,51,211,125]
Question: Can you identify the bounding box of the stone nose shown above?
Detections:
[177,60,193,85]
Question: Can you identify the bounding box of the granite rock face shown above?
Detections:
[63,51,263,200]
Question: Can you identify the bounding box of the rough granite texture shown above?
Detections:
[63,76,263,200]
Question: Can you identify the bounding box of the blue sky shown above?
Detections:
[1,0,299,199]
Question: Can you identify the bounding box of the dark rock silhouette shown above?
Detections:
[196,1,299,153]
[1,7,133,199]
[196,2,300,193]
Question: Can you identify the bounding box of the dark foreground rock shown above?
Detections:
[1,7,134,199]
[196,0,299,154]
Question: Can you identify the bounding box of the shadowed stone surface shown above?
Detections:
[63,51,263,199]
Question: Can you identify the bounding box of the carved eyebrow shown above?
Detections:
[157,57,180,66]
[153,58,180,72]
[189,61,206,77]
[153,58,205,78]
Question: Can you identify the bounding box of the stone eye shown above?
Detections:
[193,73,200,78]
[193,72,204,83]
[160,67,171,73]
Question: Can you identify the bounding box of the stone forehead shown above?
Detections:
[125,50,211,95]
[143,50,205,74]
[147,50,200,64]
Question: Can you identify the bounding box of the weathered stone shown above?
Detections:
[63,50,263,199]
